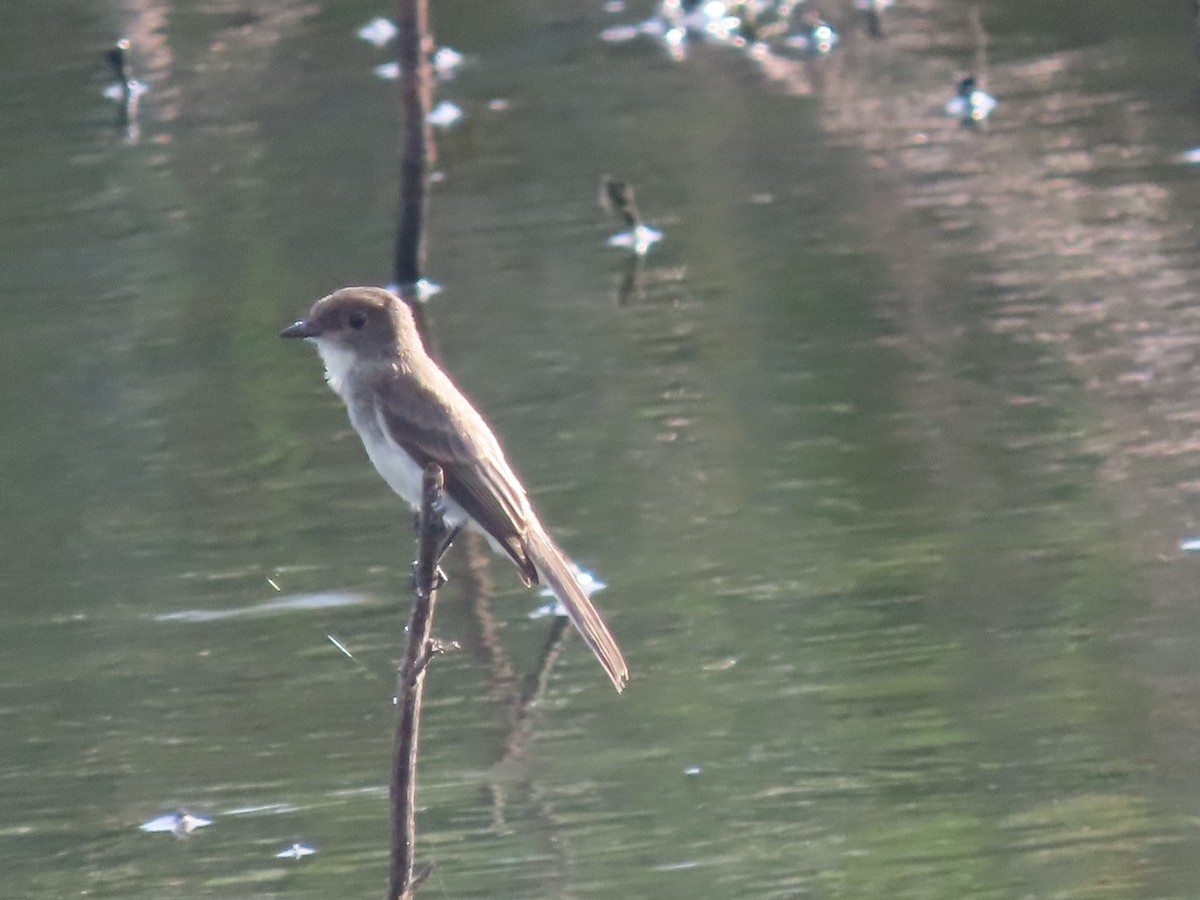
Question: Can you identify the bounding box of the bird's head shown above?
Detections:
[280,286,417,354]
[281,287,423,392]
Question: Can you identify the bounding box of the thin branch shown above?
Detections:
[386,4,440,897]
[387,464,445,900]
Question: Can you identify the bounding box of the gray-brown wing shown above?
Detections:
[372,367,538,585]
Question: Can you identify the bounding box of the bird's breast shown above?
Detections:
[348,399,471,529]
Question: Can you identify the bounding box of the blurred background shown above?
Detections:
[5,0,1200,896]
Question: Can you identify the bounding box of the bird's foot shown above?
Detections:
[409,562,449,595]
[431,522,463,567]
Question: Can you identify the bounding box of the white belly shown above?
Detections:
[352,404,471,530]
[357,422,425,506]
[316,337,471,530]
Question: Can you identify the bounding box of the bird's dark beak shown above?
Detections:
[280,319,321,339]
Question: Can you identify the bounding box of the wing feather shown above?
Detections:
[371,364,538,584]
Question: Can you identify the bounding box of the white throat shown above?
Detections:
[312,338,359,398]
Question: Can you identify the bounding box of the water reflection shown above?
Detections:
[154,591,372,623]
[138,810,212,837]
[357,17,397,47]
[102,39,147,142]
[3,0,1200,896]
[944,75,996,126]
[275,840,317,859]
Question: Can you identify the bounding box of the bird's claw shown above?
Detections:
[409,562,449,595]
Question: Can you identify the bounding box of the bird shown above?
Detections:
[280,287,629,692]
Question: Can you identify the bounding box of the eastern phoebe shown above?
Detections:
[281,287,629,691]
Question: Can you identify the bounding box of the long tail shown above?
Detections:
[524,524,629,692]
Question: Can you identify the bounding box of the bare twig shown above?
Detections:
[387,464,445,900]
[385,5,442,897]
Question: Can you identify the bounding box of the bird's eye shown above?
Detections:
[348,312,367,330]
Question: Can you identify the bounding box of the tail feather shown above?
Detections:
[524,524,629,692]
